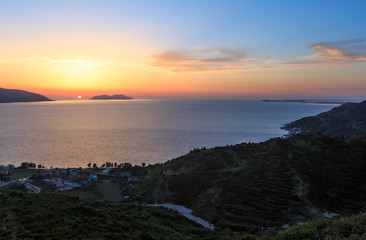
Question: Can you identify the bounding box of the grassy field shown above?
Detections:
[96,182,121,201]
[64,183,103,200]
[65,182,121,201]
[9,169,45,179]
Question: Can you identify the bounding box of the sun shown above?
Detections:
[77,96,82,99]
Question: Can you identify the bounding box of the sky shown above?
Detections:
[0,0,366,99]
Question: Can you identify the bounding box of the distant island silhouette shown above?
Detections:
[261,99,347,104]
[0,88,53,103]
[90,94,133,100]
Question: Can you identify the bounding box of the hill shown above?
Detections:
[90,94,132,100]
[141,134,366,234]
[0,88,53,103]
[282,100,366,140]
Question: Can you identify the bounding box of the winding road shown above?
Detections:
[147,203,215,230]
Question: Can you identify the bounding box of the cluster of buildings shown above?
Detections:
[0,164,15,175]
[0,164,145,201]
[284,127,302,138]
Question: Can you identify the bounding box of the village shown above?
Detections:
[0,162,158,202]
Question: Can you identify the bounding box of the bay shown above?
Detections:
[0,100,335,167]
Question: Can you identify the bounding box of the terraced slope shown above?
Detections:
[143,134,366,233]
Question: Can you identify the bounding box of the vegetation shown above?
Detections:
[259,213,366,240]
[0,192,216,239]
[143,134,366,234]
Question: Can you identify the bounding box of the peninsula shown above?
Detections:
[90,94,132,100]
[282,99,366,140]
[0,88,53,103]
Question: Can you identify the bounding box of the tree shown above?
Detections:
[122,163,133,171]
[142,162,146,168]
[93,163,97,169]
[87,163,91,168]
[20,162,29,169]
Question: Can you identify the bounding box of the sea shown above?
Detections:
[0,99,336,168]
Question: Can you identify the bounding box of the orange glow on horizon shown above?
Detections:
[1,54,365,100]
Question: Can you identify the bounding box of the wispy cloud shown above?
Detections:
[284,39,366,65]
[150,47,272,72]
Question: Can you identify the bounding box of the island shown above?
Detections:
[0,88,53,103]
[90,94,133,100]
[261,99,348,104]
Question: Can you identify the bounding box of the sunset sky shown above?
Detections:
[1,0,366,99]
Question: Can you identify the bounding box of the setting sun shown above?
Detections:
[77,96,82,99]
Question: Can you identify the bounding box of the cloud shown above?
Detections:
[150,48,271,72]
[311,39,366,62]
[284,39,366,65]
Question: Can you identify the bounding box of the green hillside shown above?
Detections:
[142,134,366,234]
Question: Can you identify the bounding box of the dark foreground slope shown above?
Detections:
[0,192,363,239]
[282,100,366,140]
[142,134,366,233]
[0,193,215,239]
[0,88,53,103]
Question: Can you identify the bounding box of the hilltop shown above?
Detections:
[90,94,132,100]
[0,88,53,103]
[282,100,366,140]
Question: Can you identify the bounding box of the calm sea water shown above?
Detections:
[0,100,335,167]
